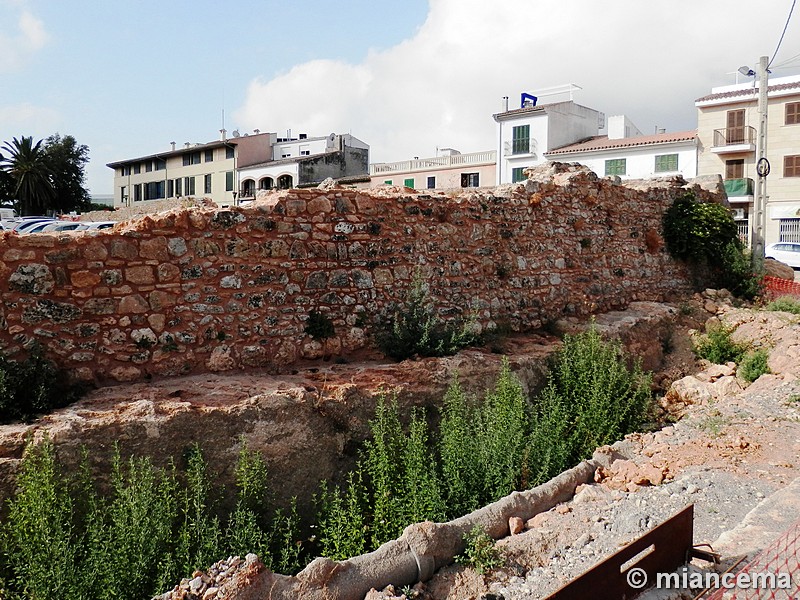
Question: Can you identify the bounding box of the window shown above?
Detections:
[655,154,678,172]
[175,178,182,197]
[133,184,142,202]
[512,167,526,183]
[259,177,273,190]
[727,109,745,143]
[780,219,800,242]
[225,171,234,192]
[461,172,479,187]
[786,102,800,125]
[144,181,165,200]
[182,152,201,166]
[145,161,153,173]
[133,163,141,175]
[384,180,392,185]
[120,186,127,203]
[167,180,174,198]
[185,176,195,196]
[404,178,415,188]
[512,125,530,154]
[225,146,235,159]
[154,158,166,171]
[427,176,436,189]
[605,158,626,176]
[725,159,744,179]
[205,149,214,162]
[204,174,212,194]
[300,150,311,156]
[785,155,800,177]
[122,165,131,176]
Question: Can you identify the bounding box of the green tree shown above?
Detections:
[42,133,92,213]
[0,136,54,215]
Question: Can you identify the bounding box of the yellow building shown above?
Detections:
[696,74,800,245]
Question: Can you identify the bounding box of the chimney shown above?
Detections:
[254,129,260,134]
[220,128,227,141]
[502,96,509,112]
[170,141,176,151]
[184,142,191,148]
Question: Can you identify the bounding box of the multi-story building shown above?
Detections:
[368,148,497,190]
[107,131,369,208]
[239,133,369,199]
[107,131,273,208]
[695,74,800,245]
[492,91,604,185]
[545,116,697,180]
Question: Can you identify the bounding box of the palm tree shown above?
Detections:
[0,136,55,216]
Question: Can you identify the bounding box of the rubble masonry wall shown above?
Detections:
[0,164,715,384]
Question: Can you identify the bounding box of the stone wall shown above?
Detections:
[0,163,718,384]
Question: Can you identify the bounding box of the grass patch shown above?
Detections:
[738,349,770,383]
[766,296,800,315]
[693,324,748,365]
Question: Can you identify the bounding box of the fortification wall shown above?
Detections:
[0,163,717,384]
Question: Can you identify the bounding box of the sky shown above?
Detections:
[1,0,800,197]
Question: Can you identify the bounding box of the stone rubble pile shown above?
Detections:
[153,554,263,600]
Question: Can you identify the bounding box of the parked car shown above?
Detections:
[39,221,86,233]
[765,242,800,269]
[81,221,117,230]
[12,218,57,234]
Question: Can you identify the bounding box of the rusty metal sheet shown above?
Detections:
[545,504,694,600]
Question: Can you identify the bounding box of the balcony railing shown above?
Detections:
[713,126,756,148]
[370,150,497,175]
[723,177,754,197]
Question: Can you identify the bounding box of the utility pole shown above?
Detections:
[751,55,770,271]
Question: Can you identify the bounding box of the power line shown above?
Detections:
[769,0,797,68]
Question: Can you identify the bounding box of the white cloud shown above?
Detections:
[0,6,49,72]
[0,103,60,136]
[236,0,800,163]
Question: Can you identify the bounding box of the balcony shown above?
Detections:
[723,177,754,199]
[710,126,756,154]
[370,150,497,175]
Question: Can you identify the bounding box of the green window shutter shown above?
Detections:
[512,167,526,183]
[384,180,392,185]
[605,158,626,176]
[655,154,678,172]
[404,178,415,188]
[225,171,234,191]
[512,125,530,154]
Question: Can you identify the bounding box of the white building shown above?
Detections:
[238,133,369,199]
[545,117,698,180]
[493,90,604,184]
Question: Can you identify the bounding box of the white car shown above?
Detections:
[40,221,86,233]
[765,242,800,269]
[12,218,57,234]
[81,221,117,230]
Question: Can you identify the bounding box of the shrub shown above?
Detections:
[438,377,481,517]
[376,270,479,361]
[663,194,761,298]
[2,437,80,600]
[0,344,87,423]
[663,194,739,262]
[456,526,504,575]
[694,324,747,364]
[528,326,651,484]
[400,409,446,525]
[315,469,368,561]
[766,296,800,314]
[738,349,770,383]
